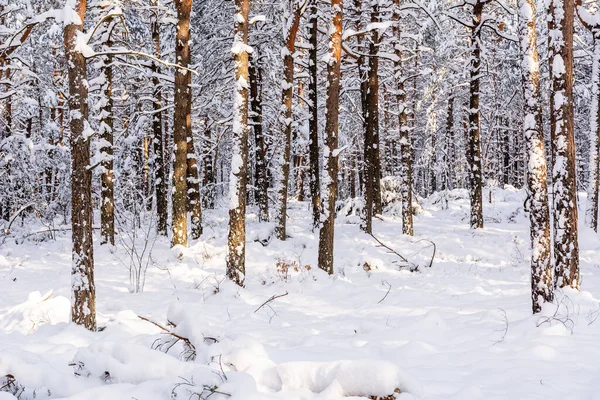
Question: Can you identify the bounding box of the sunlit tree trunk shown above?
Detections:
[172,0,193,247]
[318,0,342,274]
[227,0,250,286]
[65,0,95,331]
[518,0,553,313]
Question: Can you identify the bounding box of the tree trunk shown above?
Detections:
[518,0,553,313]
[467,2,485,229]
[308,0,321,228]
[151,15,168,236]
[550,0,580,289]
[187,132,202,240]
[364,0,381,229]
[249,54,269,222]
[172,0,193,247]
[227,0,250,286]
[99,50,115,246]
[392,0,413,236]
[585,36,600,231]
[202,118,215,209]
[318,0,343,275]
[275,8,302,241]
[65,0,95,331]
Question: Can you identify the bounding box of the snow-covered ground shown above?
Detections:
[1,187,600,399]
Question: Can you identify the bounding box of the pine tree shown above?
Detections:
[65,0,96,331]
[226,0,250,286]
[318,0,343,275]
[518,0,553,313]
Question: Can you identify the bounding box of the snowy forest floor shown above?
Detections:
[1,187,600,400]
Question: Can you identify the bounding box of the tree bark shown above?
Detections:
[249,54,269,222]
[99,48,114,246]
[187,131,202,240]
[518,0,553,313]
[550,0,580,289]
[151,15,168,236]
[275,7,302,240]
[467,1,485,229]
[65,0,95,331]
[172,0,193,247]
[308,0,321,228]
[318,0,343,275]
[392,0,413,236]
[227,0,250,286]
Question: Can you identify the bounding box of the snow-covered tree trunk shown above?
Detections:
[308,0,320,229]
[550,0,580,289]
[275,5,302,241]
[467,1,485,229]
[151,15,168,236]
[187,131,202,240]
[518,0,553,313]
[318,0,343,274]
[446,96,455,191]
[99,17,115,246]
[172,0,193,247]
[226,0,250,286]
[369,0,382,216]
[249,54,269,222]
[585,36,600,232]
[363,0,381,232]
[576,2,600,232]
[65,0,96,331]
[392,0,413,236]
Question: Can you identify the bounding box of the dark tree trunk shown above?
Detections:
[151,16,168,236]
[467,1,485,229]
[308,0,321,228]
[249,54,269,222]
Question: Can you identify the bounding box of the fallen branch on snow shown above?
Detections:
[254,292,289,313]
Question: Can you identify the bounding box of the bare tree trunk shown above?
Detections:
[467,2,485,229]
[275,7,302,241]
[308,0,321,228]
[550,0,580,289]
[172,0,193,247]
[318,0,342,275]
[65,0,95,331]
[227,0,250,286]
[151,15,168,236]
[518,0,553,313]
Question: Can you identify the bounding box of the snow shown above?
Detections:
[2,189,600,399]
